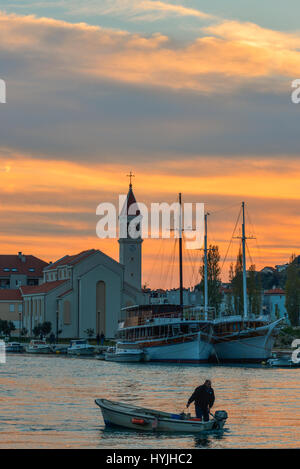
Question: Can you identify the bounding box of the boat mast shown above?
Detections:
[204,213,209,320]
[242,202,248,319]
[179,193,183,310]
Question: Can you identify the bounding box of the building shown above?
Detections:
[20,182,145,339]
[147,287,203,306]
[263,287,288,322]
[0,252,48,289]
[0,289,23,335]
[260,266,276,275]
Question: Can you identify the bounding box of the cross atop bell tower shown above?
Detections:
[127,171,135,189]
[118,173,143,291]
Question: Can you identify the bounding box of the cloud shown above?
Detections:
[1,11,300,95]
[15,0,213,22]
[0,12,300,164]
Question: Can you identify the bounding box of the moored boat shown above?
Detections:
[67,339,95,356]
[26,339,52,354]
[95,398,228,433]
[204,203,284,363]
[116,304,214,363]
[104,343,144,362]
[211,317,283,363]
[5,342,25,353]
[266,356,300,367]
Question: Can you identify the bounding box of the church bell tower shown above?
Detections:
[118,173,143,290]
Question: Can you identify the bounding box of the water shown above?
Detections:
[0,354,299,448]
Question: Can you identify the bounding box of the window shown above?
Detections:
[11,268,18,272]
[3,268,10,272]
[9,304,15,312]
[18,304,22,312]
[63,301,71,325]
[29,268,35,272]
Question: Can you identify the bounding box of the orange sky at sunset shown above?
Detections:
[1,154,300,288]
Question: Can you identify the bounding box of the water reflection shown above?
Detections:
[0,355,299,448]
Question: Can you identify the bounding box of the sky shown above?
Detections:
[0,0,300,288]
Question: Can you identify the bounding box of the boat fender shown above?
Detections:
[131,418,148,426]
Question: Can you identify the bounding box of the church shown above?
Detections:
[20,182,146,339]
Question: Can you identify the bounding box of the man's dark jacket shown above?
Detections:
[187,385,215,409]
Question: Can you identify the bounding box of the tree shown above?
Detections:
[33,324,42,338]
[199,244,223,315]
[41,322,52,336]
[248,265,262,316]
[0,319,16,337]
[84,328,95,338]
[285,255,300,326]
[20,327,28,337]
[224,263,234,315]
[230,247,244,315]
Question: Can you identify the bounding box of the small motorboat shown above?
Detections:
[266,356,300,368]
[104,344,144,363]
[5,342,25,353]
[95,399,228,433]
[26,339,52,354]
[67,339,95,356]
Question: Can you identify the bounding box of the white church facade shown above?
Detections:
[20,183,145,339]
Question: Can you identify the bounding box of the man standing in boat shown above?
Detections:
[186,379,215,422]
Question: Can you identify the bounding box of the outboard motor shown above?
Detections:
[212,410,228,429]
[214,410,228,421]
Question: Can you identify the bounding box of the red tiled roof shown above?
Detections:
[0,289,22,301]
[0,254,48,278]
[45,250,97,270]
[264,288,285,295]
[20,280,68,295]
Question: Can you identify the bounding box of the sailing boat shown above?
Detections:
[209,202,283,362]
[116,193,214,363]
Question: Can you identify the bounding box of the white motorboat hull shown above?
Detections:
[6,344,25,353]
[104,352,143,362]
[95,399,227,433]
[67,348,95,356]
[267,357,300,368]
[26,346,52,354]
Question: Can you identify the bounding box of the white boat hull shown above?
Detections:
[213,324,278,362]
[67,348,95,356]
[26,346,52,354]
[267,357,300,367]
[105,352,143,362]
[95,399,227,433]
[142,332,213,363]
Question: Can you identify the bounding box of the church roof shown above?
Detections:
[44,250,97,271]
[120,184,140,217]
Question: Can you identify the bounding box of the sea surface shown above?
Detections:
[0,354,299,449]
